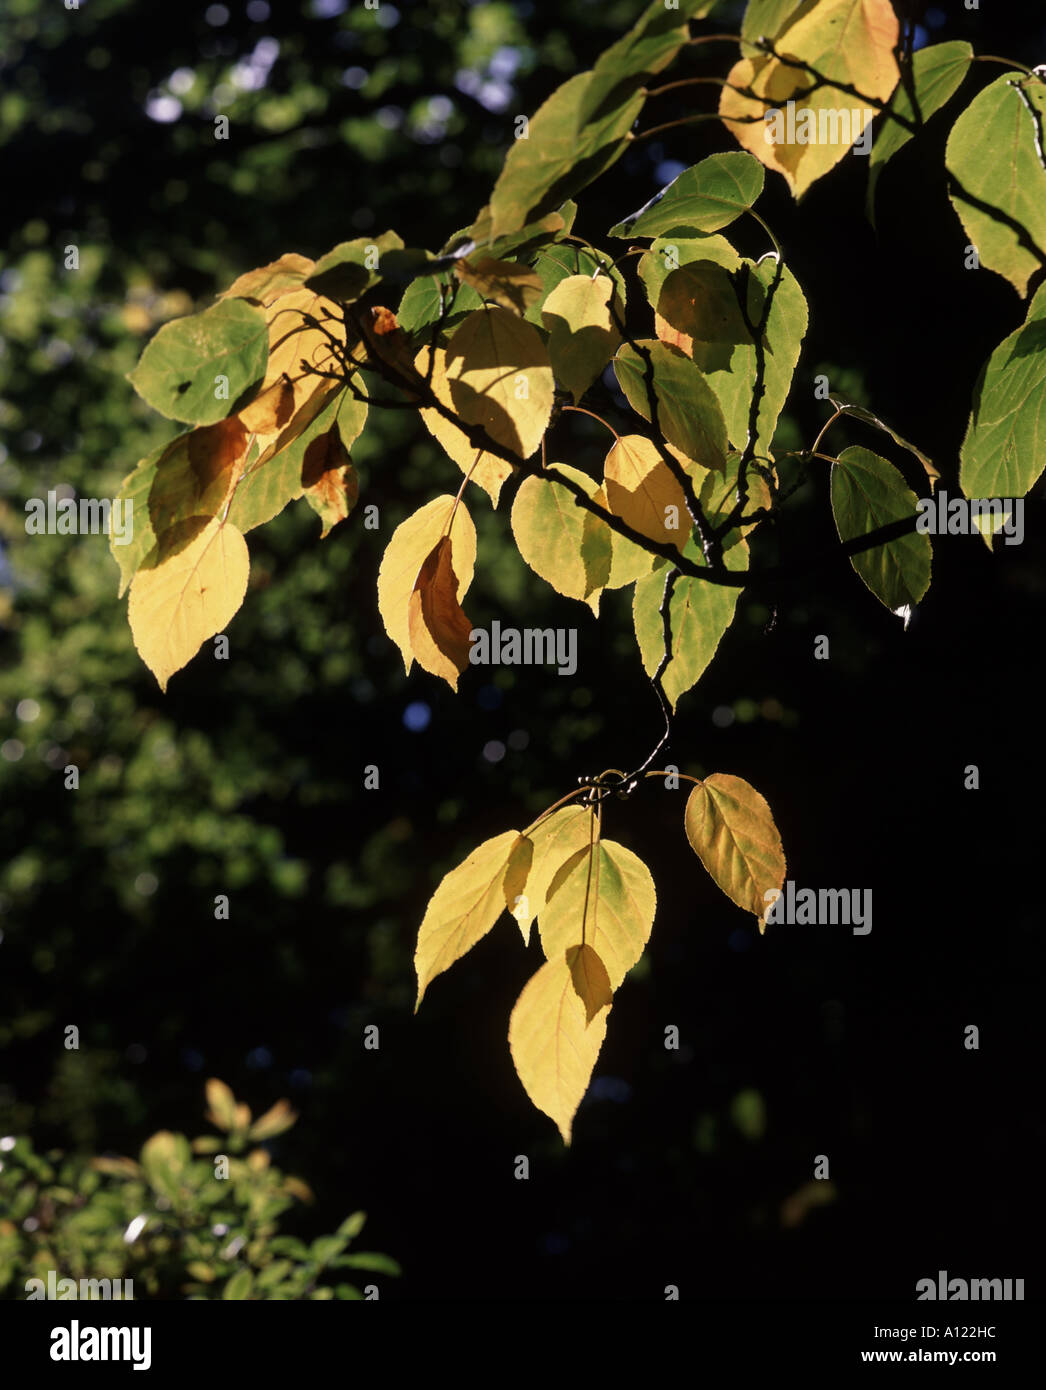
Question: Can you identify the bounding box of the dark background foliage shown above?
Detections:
[1,0,1043,1298]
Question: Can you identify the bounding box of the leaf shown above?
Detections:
[637,235,741,306]
[128,516,250,691]
[684,774,786,929]
[512,803,596,941]
[128,297,269,425]
[223,1268,254,1301]
[485,72,643,242]
[866,41,973,222]
[396,274,484,336]
[827,393,939,490]
[540,274,623,403]
[508,953,610,1145]
[610,152,765,238]
[377,495,477,675]
[236,288,347,443]
[415,831,533,1009]
[655,261,752,351]
[830,445,931,611]
[336,1252,402,1276]
[614,340,729,471]
[443,306,554,460]
[510,464,612,614]
[466,208,574,263]
[415,345,515,507]
[603,433,690,549]
[946,72,1046,297]
[110,437,184,598]
[301,426,358,538]
[633,536,747,708]
[525,242,627,328]
[454,257,544,315]
[226,389,348,535]
[205,1078,240,1131]
[566,943,614,1023]
[579,0,710,127]
[959,282,1046,500]
[248,1099,298,1142]
[149,416,246,540]
[538,837,657,991]
[407,535,474,690]
[304,230,405,300]
[221,253,316,305]
[719,0,900,200]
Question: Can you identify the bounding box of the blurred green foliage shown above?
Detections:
[0,1080,399,1300]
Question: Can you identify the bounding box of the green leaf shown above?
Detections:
[337,1211,367,1241]
[614,341,729,471]
[541,274,623,403]
[867,42,973,222]
[578,0,707,127]
[684,773,786,929]
[396,274,484,337]
[310,1234,348,1266]
[335,1252,402,1276]
[304,231,405,300]
[525,243,626,327]
[609,153,765,238]
[223,1268,254,1300]
[226,388,347,534]
[632,537,747,708]
[510,464,613,614]
[741,0,803,47]
[637,235,741,304]
[826,393,939,491]
[959,280,1046,500]
[127,298,269,426]
[945,72,1046,296]
[830,445,931,612]
[485,72,643,242]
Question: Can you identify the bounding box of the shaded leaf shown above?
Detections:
[416,344,515,507]
[407,535,473,690]
[454,256,544,314]
[567,943,614,1023]
[301,426,358,538]
[541,274,623,402]
[614,340,729,471]
[603,433,690,549]
[443,306,554,459]
[304,230,405,301]
[830,445,931,611]
[512,803,596,941]
[510,464,612,613]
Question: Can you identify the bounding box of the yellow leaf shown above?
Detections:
[128,517,250,692]
[407,535,473,690]
[540,274,623,403]
[205,1078,238,1130]
[508,953,610,1145]
[603,433,691,550]
[416,345,515,507]
[719,0,900,200]
[237,287,347,445]
[377,495,476,675]
[510,464,611,614]
[221,253,316,306]
[684,773,786,930]
[248,1099,298,1142]
[512,803,595,941]
[443,306,554,460]
[538,837,657,990]
[415,831,533,1009]
[566,942,614,1023]
[301,425,358,538]
[454,257,544,315]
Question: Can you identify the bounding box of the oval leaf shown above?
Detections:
[684,773,786,929]
[830,445,931,611]
[610,152,764,238]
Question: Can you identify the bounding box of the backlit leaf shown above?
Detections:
[415,831,533,1008]
[454,256,544,315]
[614,340,729,471]
[304,230,405,301]
[567,943,614,1023]
[511,464,612,614]
[301,425,358,538]
[633,536,747,707]
[866,41,972,222]
[443,306,554,460]
[719,0,900,200]
[603,433,690,549]
[960,281,1046,500]
[512,803,595,941]
[946,72,1046,297]
[830,445,931,611]
[538,837,656,990]
[416,344,515,507]
[508,953,610,1145]
[128,516,250,691]
[128,297,269,425]
[610,152,765,238]
[541,274,623,402]
[221,253,316,306]
[377,495,477,674]
[407,535,473,690]
[684,773,786,928]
